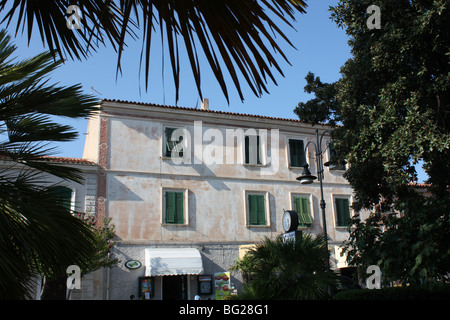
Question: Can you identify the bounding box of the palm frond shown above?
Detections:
[0,0,307,102]
[0,30,98,298]
[233,233,338,300]
[0,167,97,299]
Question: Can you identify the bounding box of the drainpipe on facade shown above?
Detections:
[106,267,110,300]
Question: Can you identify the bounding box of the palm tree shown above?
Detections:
[232,233,338,300]
[0,0,307,103]
[0,29,99,299]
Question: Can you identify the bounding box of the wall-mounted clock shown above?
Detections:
[282,210,299,233]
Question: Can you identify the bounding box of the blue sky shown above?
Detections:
[1,1,428,182]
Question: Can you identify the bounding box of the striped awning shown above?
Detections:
[145,248,204,276]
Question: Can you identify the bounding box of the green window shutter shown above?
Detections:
[49,186,72,211]
[335,198,350,227]
[256,135,261,165]
[289,139,305,167]
[289,140,299,167]
[300,197,312,225]
[175,192,184,224]
[245,136,250,164]
[166,191,184,224]
[256,194,265,224]
[165,192,176,223]
[248,195,265,225]
[294,196,312,226]
[248,195,258,224]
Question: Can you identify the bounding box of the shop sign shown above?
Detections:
[138,277,154,300]
[214,272,231,300]
[198,275,213,294]
[125,260,142,269]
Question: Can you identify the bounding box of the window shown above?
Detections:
[244,135,262,165]
[49,186,72,211]
[327,144,346,170]
[335,198,351,227]
[293,196,313,227]
[288,139,306,168]
[164,190,185,224]
[164,127,184,158]
[247,193,267,226]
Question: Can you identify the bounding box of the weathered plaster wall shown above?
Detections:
[103,111,360,245]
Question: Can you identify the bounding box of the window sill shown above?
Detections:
[246,224,270,228]
[161,223,189,227]
[335,226,350,229]
[243,163,266,167]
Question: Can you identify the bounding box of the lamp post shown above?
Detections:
[296,129,331,271]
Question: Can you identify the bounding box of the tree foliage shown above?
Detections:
[295,0,450,284]
[294,72,339,125]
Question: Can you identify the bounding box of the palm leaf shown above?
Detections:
[0,0,307,102]
[234,233,338,299]
[0,29,97,181]
[0,170,97,298]
[0,30,99,298]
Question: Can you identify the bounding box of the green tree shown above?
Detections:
[0,0,307,103]
[294,72,339,125]
[295,0,450,284]
[231,233,338,300]
[40,213,118,300]
[0,29,102,299]
[345,195,450,285]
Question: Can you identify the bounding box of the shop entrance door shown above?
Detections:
[163,275,187,300]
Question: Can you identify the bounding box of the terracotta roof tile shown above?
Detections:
[0,155,96,166]
[408,182,431,188]
[101,98,330,126]
[37,156,97,165]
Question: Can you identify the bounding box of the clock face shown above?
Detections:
[283,211,291,232]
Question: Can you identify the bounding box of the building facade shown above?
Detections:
[81,99,368,300]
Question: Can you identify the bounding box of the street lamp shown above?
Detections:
[296,163,316,184]
[296,129,331,271]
